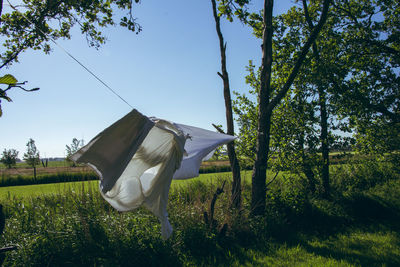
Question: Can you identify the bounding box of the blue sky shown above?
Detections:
[1,0,294,158]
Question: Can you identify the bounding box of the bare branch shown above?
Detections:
[266,171,279,189]
[212,123,226,134]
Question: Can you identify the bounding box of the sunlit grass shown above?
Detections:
[0,171,256,201]
[0,161,398,266]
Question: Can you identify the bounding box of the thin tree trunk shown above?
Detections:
[319,89,330,196]
[303,0,330,196]
[251,0,274,216]
[33,166,36,181]
[299,128,316,193]
[211,0,241,208]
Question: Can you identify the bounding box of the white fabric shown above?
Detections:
[173,123,236,179]
[72,110,235,239]
[101,121,185,239]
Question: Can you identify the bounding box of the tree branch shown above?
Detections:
[267,0,331,114]
[266,171,279,189]
[212,123,226,134]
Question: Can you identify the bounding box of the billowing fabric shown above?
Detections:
[71,109,154,193]
[72,109,235,239]
[173,123,236,179]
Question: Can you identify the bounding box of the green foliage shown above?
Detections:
[216,0,250,23]
[0,0,141,69]
[331,159,400,194]
[0,74,17,84]
[353,119,400,154]
[0,74,39,117]
[22,138,40,169]
[232,0,399,197]
[0,74,16,117]
[65,138,83,167]
[0,1,139,115]
[232,61,259,163]
[326,0,400,152]
[0,149,18,169]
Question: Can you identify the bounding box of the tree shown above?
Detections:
[0,0,141,69]
[0,148,18,169]
[210,0,242,208]
[234,62,322,194]
[328,0,400,153]
[217,0,331,214]
[0,0,141,114]
[66,138,83,167]
[23,138,40,180]
[249,0,331,215]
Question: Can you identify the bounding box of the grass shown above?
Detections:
[0,161,238,187]
[0,159,399,266]
[0,180,98,200]
[0,171,253,201]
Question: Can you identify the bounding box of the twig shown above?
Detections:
[212,124,226,134]
[0,246,17,253]
[204,180,226,229]
[266,171,279,189]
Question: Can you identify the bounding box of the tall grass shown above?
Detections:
[0,159,399,266]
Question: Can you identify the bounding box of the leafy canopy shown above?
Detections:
[23,138,40,168]
[65,138,83,167]
[0,0,141,116]
[1,148,18,169]
[0,0,141,69]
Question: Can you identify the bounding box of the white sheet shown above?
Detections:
[72,109,235,239]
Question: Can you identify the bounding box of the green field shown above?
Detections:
[0,171,250,200]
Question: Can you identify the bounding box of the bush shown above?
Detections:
[331,160,400,193]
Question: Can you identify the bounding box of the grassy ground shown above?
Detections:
[0,160,235,187]
[0,160,399,266]
[0,171,251,201]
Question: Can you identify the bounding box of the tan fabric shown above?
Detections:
[71,109,154,193]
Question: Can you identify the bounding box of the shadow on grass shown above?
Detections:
[264,192,400,267]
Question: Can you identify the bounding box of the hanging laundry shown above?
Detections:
[71,109,235,239]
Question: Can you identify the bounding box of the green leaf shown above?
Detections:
[0,74,18,85]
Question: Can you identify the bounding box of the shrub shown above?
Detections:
[331,160,399,193]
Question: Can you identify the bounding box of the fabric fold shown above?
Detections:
[72,110,235,239]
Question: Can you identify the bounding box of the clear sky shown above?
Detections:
[1,0,294,158]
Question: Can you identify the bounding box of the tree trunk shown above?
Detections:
[299,129,316,193]
[250,0,274,216]
[319,89,330,197]
[251,0,331,216]
[33,166,36,181]
[303,0,330,197]
[211,0,241,208]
